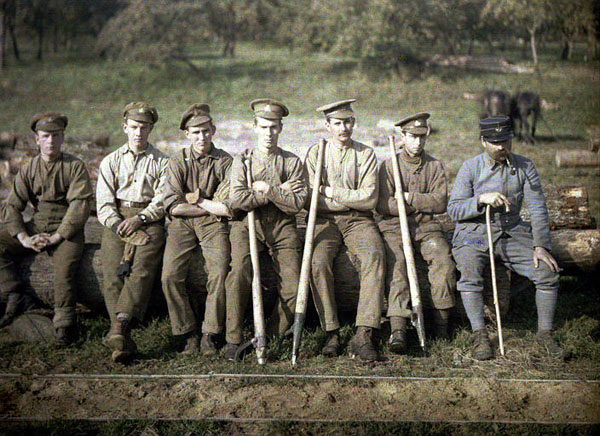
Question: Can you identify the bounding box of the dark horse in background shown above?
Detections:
[481,90,541,145]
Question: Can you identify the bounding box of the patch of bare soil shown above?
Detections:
[1,376,598,423]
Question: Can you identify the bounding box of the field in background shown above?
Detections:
[1,43,599,434]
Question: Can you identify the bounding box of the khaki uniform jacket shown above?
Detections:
[4,152,92,239]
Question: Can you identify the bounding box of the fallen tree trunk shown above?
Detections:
[555,150,600,168]
[11,219,598,318]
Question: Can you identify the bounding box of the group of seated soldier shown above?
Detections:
[0,99,564,364]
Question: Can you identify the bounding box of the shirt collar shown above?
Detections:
[483,152,506,169]
[188,143,219,161]
[120,142,156,159]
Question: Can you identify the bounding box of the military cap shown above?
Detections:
[395,112,431,135]
[480,116,513,142]
[179,103,212,130]
[123,101,158,124]
[251,98,289,120]
[316,99,356,119]
[30,112,68,132]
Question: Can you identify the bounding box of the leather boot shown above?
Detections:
[200,333,218,356]
[322,329,341,357]
[389,316,408,354]
[472,329,493,361]
[107,315,136,363]
[536,330,566,360]
[349,326,379,361]
[433,309,450,340]
[182,333,201,355]
[56,324,78,346]
[223,342,240,361]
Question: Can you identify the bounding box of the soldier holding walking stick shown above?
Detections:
[448,116,563,361]
[377,113,456,353]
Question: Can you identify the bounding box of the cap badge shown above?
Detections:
[495,126,502,132]
[415,120,423,126]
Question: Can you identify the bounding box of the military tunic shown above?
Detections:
[0,152,92,327]
[161,145,233,337]
[448,152,559,295]
[377,149,455,317]
[225,146,307,345]
[305,140,385,331]
[96,143,169,323]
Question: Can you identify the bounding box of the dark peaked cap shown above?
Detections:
[251,98,289,120]
[395,112,431,135]
[180,103,212,130]
[30,112,68,132]
[123,101,159,124]
[316,99,356,119]
[480,116,513,142]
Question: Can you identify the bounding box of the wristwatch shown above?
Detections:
[137,213,148,224]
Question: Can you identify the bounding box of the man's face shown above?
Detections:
[402,131,426,157]
[481,137,512,162]
[254,117,282,152]
[326,117,354,142]
[36,129,64,161]
[123,118,153,148]
[186,122,215,155]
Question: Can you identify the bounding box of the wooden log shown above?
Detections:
[555,150,600,168]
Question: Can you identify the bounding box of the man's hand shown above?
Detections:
[478,192,510,212]
[281,180,304,194]
[116,215,143,237]
[17,233,49,252]
[319,185,334,198]
[533,246,560,273]
[252,181,271,194]
[38,232,64,247]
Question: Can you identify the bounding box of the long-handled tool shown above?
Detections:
[291,138,326,366]
[485,204,505,356]
[245,156,267,364]
[388,136,426,351]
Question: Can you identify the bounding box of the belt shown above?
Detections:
[117,199,150,208]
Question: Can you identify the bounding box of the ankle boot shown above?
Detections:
[349,326,379,361]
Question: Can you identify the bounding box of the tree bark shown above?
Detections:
[1,7,6,69]
[7,10,17,60]
[529,27,538,65]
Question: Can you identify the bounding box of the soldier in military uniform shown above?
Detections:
[224,99,307,361]
[377,113,456,353]
[304,99,385,362]
[448,116,562,360]
[96,102,169,362]
[161,104,233,355]
[0,112,93,344]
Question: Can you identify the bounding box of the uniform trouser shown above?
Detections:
[453,234,559,315]
[225,216,301,345]
[161,216,230,336]
[100,208,166,324]
[0,223,83,327]
[310,213,385,331]
[380,225,456,318]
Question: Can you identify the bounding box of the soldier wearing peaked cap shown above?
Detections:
[96,101,169,362]
[304,99,385,362]
[161,104,233,356]
[224,98,308,361]
[377,112,456,353]
[448,116,563,361]
[0,112,93,345]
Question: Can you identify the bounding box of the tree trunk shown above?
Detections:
[555,150,600,168]
[36,15,44,60]
[1,8,6,68]
[529,27,538,65]
[7,13,18,60]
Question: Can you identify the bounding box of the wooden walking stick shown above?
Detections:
[291,138,326,366]
[388,136,426,351]
[485,204,505,356]
[245,155,268,364]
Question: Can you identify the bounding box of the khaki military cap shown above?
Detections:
[251,98,289,120]
[180,103,212,130]
[123,101,158,124]
[395,112,431,135]
[480,116,513,142]
[30,112,68,132]
[316,99,356,119]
